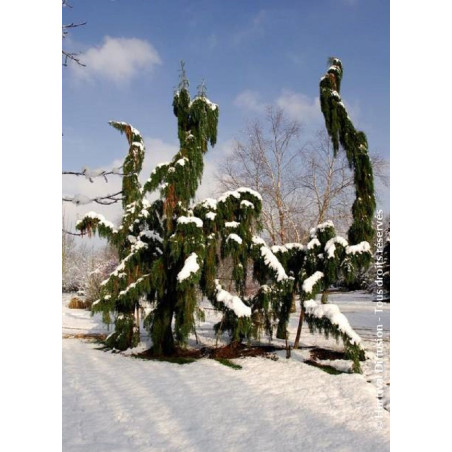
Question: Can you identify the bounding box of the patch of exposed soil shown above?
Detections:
[135,342,284,361]
[310,347,347,361]
[63,333,108,341]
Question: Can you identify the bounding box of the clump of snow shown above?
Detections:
[177,216,203,228]
[346,242,371,255]
[240,200,254,209]
[199,198,218,210]
[132,141,144,151]
[131,240,148,253]
[286,243,306,251]
[330,90,341,99]
[324,236,348,259]
[271,243,306,254]
[190,96,218,111]
[139,230,163,243]
[81,167,102,179]
[77,212,117,233]
[177,253,200,283]
[218,187,263,203]
[236,187,262,200]
[226,233,243,245]
[259,246,288,282]
[302,271,324,294]
[205,212,217,221]
[215,280,251,317]
[175,157,188,166]
[204,98,218,111]
[130,126,141,137]
[325,243,336,259]
[225,221,240,228]
[252,236,266,246]
[310,220,335,236]
[218,190,241,203]
[307,238,321,250]
[69,194,91,205]
[270,245,287,254]
[303,299,362,345]
[155,161,171,170]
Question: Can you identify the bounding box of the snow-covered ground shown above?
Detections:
[63,292,390,451]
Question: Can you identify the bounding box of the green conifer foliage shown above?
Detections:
[74,64,372,372]
[319,57,376,245]
[76,122,162,350]
[76,67,223,355]
[142,68,220,355]
[248,220,369,372]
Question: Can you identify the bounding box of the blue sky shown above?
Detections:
[63,0,389,227]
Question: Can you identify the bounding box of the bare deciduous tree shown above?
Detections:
[219,107,386,244]
[298,131,355,236]
[62,1,87,67]
[218,108,389,244]
[218,107,309,245]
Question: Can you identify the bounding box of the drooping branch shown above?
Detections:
[319,57,376,245]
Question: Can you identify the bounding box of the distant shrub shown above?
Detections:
[68,297,87,309]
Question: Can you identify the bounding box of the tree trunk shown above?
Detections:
[151,299,175,356]
[293,308,304,349]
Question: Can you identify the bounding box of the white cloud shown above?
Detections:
[233,90,266,113]
[234,88,322,125]
[70,36,162,84]
[275,90,322,123]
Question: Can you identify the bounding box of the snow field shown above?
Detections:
[63,339,389,452]
[63,291,390,451]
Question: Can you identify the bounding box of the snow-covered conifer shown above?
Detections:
[74,62,375,373]
[319,58,376,246]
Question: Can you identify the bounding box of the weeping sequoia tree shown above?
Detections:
[76,59,375,372]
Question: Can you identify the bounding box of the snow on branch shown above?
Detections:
[177,216,203,228]
[117,273,151,301]
[76,211,118,237]
[62,167,124,183]
[218,186,263,204]
[302,271,324,295]
[63,191,123,206]
[252,236,289,282]
[177,253,201,284]
[99,239,152,290]
[303,299,361,345]
[345,241,371,255]
[214,280,251,318]
[324,236,348,259]
[303,297,365,372]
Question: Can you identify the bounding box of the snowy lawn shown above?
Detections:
[63,292,390,451]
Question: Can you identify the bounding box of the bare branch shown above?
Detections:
[62,167,125,183]
[62,50,86,67]
[62,228,85,237]
[63,191,124,206]
[62,1,87,67]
